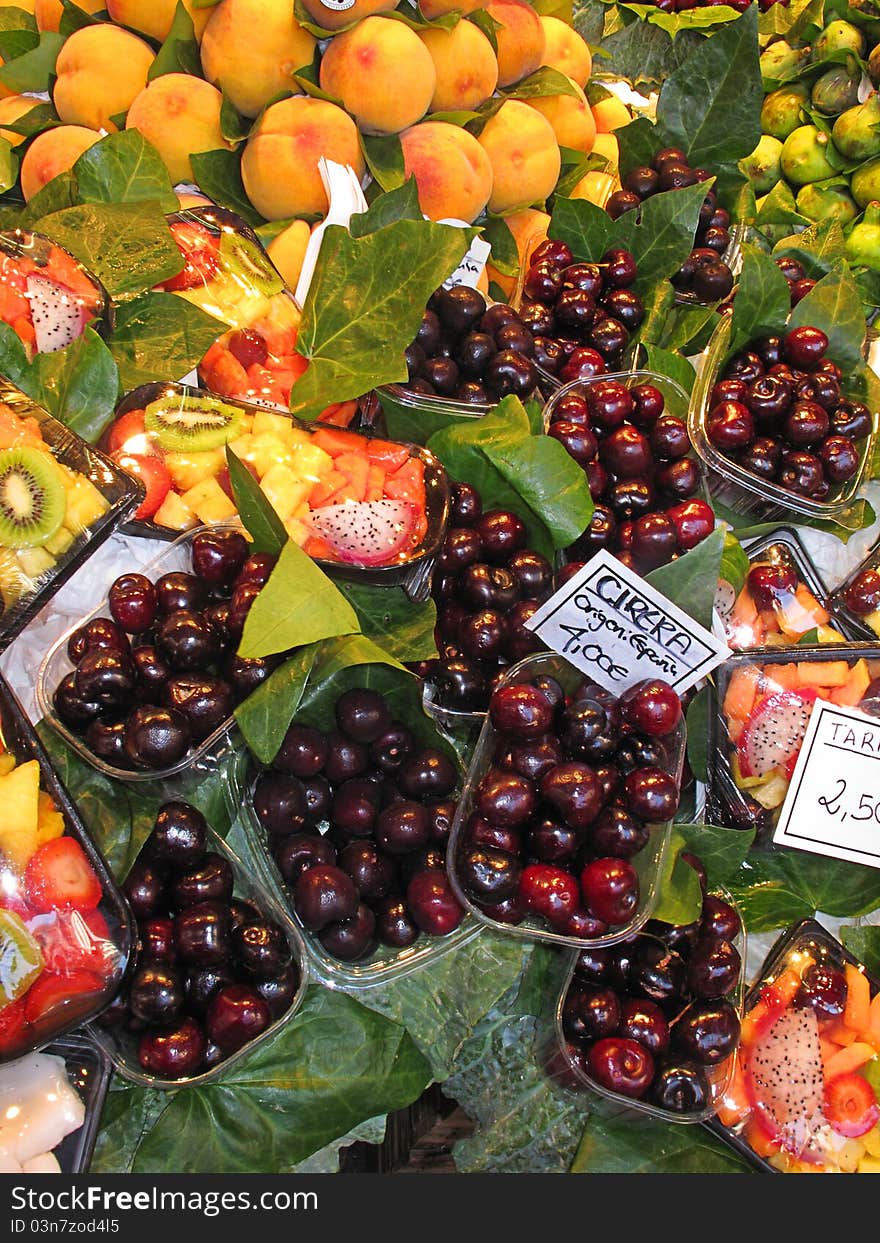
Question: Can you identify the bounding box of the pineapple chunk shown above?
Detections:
[62,474,109,532]
[752,772,789,809]
[864,609,880,639]
[16,546,56,582]
[248,434,293,477]
[36,789,64,847]
[290,442,334,481]
[285,518,309,546]
[181,477,238,524]
[0,550,24,607]
[0,759,41,871]
[252,410,297,441]
[863,1125,880,1158]
[857,1156,880,1173]
[227,433,255,463]
[0,753,15,777]
[44,525,75,557]
[163,449,225,491]
[152,490,197,531]
[259,464,311,520]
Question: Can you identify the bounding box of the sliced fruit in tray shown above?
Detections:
[0,230,108,359]
[717,558,839,650]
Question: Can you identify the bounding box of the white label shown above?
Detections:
[443,237,492,290]
[525,549,732,694]
[774,699,880,869]
[319,0,355,9]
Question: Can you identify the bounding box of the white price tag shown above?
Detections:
[774,699,880,869]
[525,549,732,694]
[442,237,492,290]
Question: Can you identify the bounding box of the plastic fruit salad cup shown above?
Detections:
[0,229,109,359]
[707,645,880,833]
[831,546,880,641]
[708,918,880,1173]
[0,674,131,1063]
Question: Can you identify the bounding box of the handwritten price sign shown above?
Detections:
[775,699,880,869]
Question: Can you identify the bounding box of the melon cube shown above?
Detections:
[227,433,255,463]
[36,790,64,847]
[863,1124,880,1158]
[164,449,225,491]
[45,526,75,557]
[259,464,310,521]
[284,518,309,546]
[864,609,880,638]
[153,490,197,531]
[181,478,238,524]
[797,660,849,687]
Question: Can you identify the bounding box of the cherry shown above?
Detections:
[149,801,207,869]
[649,415,690,460]
[397,749,457,799]
[559,347,606,383]
[450,482,482,526]
[273,725,328,779]
[155,572,205,615]
[476,510,527,561]
[370,724,415,774]
[52,672,103,732]
[191,528,249,586]
[784,401,829,446]
[67,617,129,665]
[156,610,221,672]
[540,762,603,829]
[844,568,880,615]
[124,706,191,770]
[629,383,665,426]
[527,818,580,862]
[784,325,828,369]
[601,249,638,288]
[549,420,597,465]
[461,846,521,903]
[405,870,464,935]
[631,940,687,1005]
[292,864,358,931]
[476,769,537,827]
[619,997,669,1055]
[587,1037,653,1097]
[687,937,741,998]
[532,239,574,268]
[831,401,873,441]
[74,648,136,708]
[707,401,754,451]
[253,772,307,837]
[674,998,740,1064]
[323,732,369,784]
[631,513,679,569]
[274,833,335,885]
[620,680,681,737]
[746,562,796,610]
[335,688,392,744]
[233,920,291,978]
[589,806,648,858]
[819,435,859,485]
[489,683,554,738]
[206,984,271,1052]
[519,864,580,929]
[588,379,634,429]
[650,1062,709,1113]
[109,574,157,634]
[623,768,679,822]
[599,425,653,478]
[173,900,232,967]
[255,964,301,1019]
[375,801,430,854]
[711,378,749,406]
[563,985,621,1040]
[778,449,824,496]
[171,854,233,907]
[797,962,847,1017]
[140,917,175,962]
[138,1017,206,1079]
[507,549,553,599]
[581,858,640,925]
[739,436,781,482]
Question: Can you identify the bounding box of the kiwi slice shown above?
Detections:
[144,395,246,452]
[0,447,66,550]
[219,231,284,298]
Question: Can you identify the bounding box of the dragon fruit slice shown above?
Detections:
[737,689,818,779]
[714,579,736,630]
[25,275,91,354]
[307,499,419,567]
[746,1004,827,1161]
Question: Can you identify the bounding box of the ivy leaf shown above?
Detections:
[225,445,287,555]
[727,851,880,933]
[349,177,422,238]
[841,925,880,978]
[480,214,519,278]
[234,643,319,766]
[335,582,438,664]
[674,822,756,888]
[728,243,793,353]
[652,830,704,926]
[0,31,63,93]
[190,150,265,228]
[640,344,696,402]
[549,194,612,264]
[0,324,119,443]
[359,133,406,193]
[571,1110,749,1173]
[108,292,227,391]
[685,684,711,783]
[720,530,750,594]
[789,265,867,374]
[772,218,848,279]
[645,525,726,630]
[73,131,178,212]
[288,220,470,422]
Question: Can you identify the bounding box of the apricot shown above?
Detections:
[105,0,210,41]
[320,17,436,135]
[485,206,550,298]
[420,0,481,16]
[0,95,34,148]
[539,15,592,88]
[126,74,230,185]
[53,25,155,133]
[298,0,397,32]
[200,0,316,118]
[267,219,312,291]
[484,0,545,88]
[20,124,99,202]
[35,0,104,30]
[592,93,631,133]
[592,132,619,167]
[241,96,364,220]
[419,22,499,114]
[400,121,493,223]
[477,99,561,214]
[526,79,596,154]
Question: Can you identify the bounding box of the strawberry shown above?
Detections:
[158,221,221,293]
[24,838,102,914]
[28,908,115,977]
[24,970,104,1025]
[823,1071,880,1138]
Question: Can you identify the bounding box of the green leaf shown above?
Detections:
[728,852,880,933]
[685,684,711,783]
[645,525,726,630]
[359,132,406,193]
[651,6,762,169]
[0,136,17,194]
[571,1111,749,1173]
[505,66,582,100]
[0,31,63,93]
[58,0,104,35]
[614,181,716,293]
[772,218,848,279]
[0,100,61,140]
[652,830,704,926]
[641,343,697,398]
[550,194,612,266]
[224,445,287,556]
[789,265,867,375]
[18,171,79,227]
[189,149,265,228]
[34,200,183,297]
[149,1,202,80]
[593,20,677,90]
[728,243,793,353]
[336,582,438,664]
[108,292,227,391]
[349,177,423,237]
[468,7,500,52]
[288,220,470,422]
[656,301,718,354]
[129,988,432,1173]
[841,925,880,977]
[237,539,360,660]
[480,214,519,278]
[73,131,178,212]
[674,822,756,888]
[0,24,37,65]
[483,422,595,549]
[720,530,750,594]
[755,179,809,229]
[234,643,319,766]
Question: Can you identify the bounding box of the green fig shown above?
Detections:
[741,135,784,195]
[845,201,880,269]
[760,40,812,90]
[813,19,866,59]
[780,125,844,185]
[796,182,859,224]
[761,83,810,140]
[869,43,880,89]
[811,65,861,115]
[831,95,880,162]
[852,156,880,206]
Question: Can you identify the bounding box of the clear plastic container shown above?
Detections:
[105,381,450,598]
[0,379,144,654]
[828,543,880,642]
[446,651,684,949]
[0,229,111,359]
[688,314,876,522]
[542,889,746,1124]
[240,762,480,991]
[88,824,309,1089]
[705,918,880,1173]
[705,643,880,838]
[716,526,852,651]
[0,672,133,1063]
[36,523,242,783]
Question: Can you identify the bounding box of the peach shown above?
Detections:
[20,124,99,202]
[400,121,493,223]
[420,0,481,15]
[477,99,561,214]
[105,0,209,41]
[0,95,34,148]
[241,95,364,220]
[0,0,34,9]
[591,132,619,167]
[200,0,316,118]
[484,0,545,88]
[267,219,312,291]
[570,169,616,206]
[419,22,499,114]
[298,0,397,32]
[53,25,155,133]
[35,0,104,30]
[526,79,596,154]
[485,206,549,298]
[538,15,592,88]
[592,94,631,133]
[126,74,230,185]
[319,17,435,135]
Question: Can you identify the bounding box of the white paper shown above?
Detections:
[442,236,492,290]
[774,698,880,870]
[525,549,732,695]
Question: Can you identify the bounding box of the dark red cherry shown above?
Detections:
[784,325,828,369]
[619,997,670,1055]
[620,680,681,737]
[819,435,859,485]
[587,1037,653,1098]
[778,449,825,496]
[581,857,640,925]
[707,401,754,452]
[138,1017,206,1079]
[405,870,464,936]
[563,984,621,1040]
